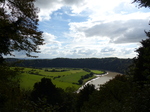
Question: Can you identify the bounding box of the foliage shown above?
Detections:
[127,31,150,87]
[0,0,45,110]
[0,65,22,111]
[126,0,150,85]
[30,78,77,112]
[79,75,150,112]
[31,78,62,104]
[81,75,130,112]
[8,57,132,73]
[0,0,44,59]
[133,0,150,8]
[78,72,94,85]
[83,68,91,72]
[76,84,96,112]
[132,37,150,82]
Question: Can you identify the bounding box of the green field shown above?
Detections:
[18,67,104,90]
[91,70,105,74]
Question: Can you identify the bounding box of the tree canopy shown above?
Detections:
[10,58,132,73]
[129,0,150,83]
[131,34,150,82]
[0,0,44,60]
[133,0,150,8]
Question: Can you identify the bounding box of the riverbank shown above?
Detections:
[77,71,121,93]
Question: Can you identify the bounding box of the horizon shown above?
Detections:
[5,56,132,60]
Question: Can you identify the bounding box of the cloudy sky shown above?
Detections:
[16,0,150,59]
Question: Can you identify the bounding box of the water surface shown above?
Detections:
[77,72,120,92]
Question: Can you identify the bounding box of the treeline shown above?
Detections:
[6,57,132,74]
[78,72,94,85]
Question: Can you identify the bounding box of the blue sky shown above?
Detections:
[13,0,150,59]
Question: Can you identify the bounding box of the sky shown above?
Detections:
[14,0,150,59]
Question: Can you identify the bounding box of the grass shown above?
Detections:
[52,80,80,90]
[17,67,104,90]
[19,73,42,90]
[56,71,88,83]
[83,76,97,84]
[91,70,105,74]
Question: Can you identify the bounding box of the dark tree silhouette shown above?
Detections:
[0,0,44,62]
[76,84,96,112]
[12,58,132,73]
[31,78,63,105]
[133,0,150,8]
[129,32,150,83]
[128,0,150,83]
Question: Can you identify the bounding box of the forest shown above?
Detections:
[6,57,132,74]
[0,0,150,111]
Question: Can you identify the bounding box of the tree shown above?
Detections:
[81,75,132,112]
[0,0,44,61]
[76,84,96,112]
[130,35,150,82]
[31,78,63,106]
[0,0,44,111]
[0,66,23,111]
[128,0,150,83]
[133,0,150,8]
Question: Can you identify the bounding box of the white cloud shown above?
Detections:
[31,0,150,59]
[35,0,62,21]
[35,0,86,21]
[43,32,56,43]
[68,13,150,44]
[39,32,62,55]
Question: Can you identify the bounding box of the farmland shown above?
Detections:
[18,67,104,90]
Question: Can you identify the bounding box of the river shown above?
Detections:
[77,71,120,93]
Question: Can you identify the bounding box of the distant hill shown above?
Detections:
[6,57,133,74]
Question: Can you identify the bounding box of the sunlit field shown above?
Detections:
[18,67,104,90]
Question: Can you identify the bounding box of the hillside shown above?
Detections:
[6,57,132,74]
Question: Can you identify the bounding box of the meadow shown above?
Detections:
[91,70,105,74]
[18,67,104,90]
